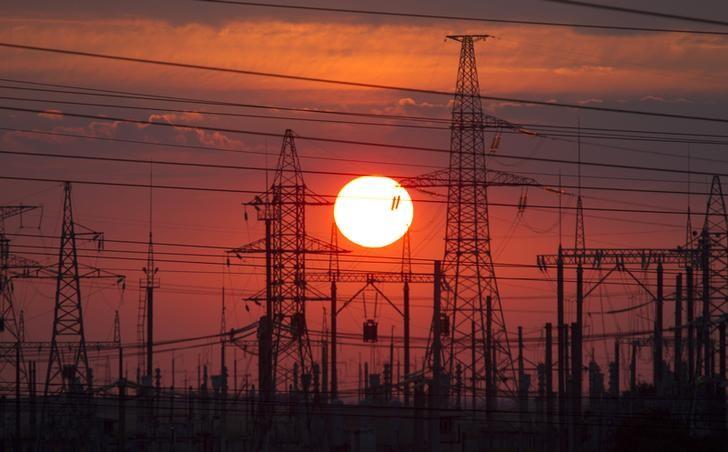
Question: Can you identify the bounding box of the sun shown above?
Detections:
[334,176,414,248]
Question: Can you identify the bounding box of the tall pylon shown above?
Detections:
[229,129,344,397]
[45,183,92,395]
[433,35,515,402]
[701,176,728,335]
[0,205,40,392]
[45,183,123,396]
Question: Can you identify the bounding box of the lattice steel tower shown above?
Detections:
[230,130,340,397]
[45,183,92,395]
[700,176,728,367]
[44,183,121,396]
[437,35,515,401]
[0,205,39,392]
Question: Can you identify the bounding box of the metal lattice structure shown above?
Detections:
[45,183,124,396]
[417,35,516,403]
[45,183,92,395]
[229,130,344,396]
[575,196,586,253]
[0,205,40,392]
[702,176,728,320]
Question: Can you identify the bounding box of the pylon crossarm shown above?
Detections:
[622,267,657,300]
[582,265,619,299]
[370,283,403,317]
[4,253,54,278]
[0,205,39,223]
[538,247,702,267]
[306,270,434,283]
[229,235,349,256]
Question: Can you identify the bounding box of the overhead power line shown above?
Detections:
[193,0,728,35]
[2,42,728,124]
[6,78,728,145]
[2,104,727,180]
[7,93,728,148]
[3,126,727,181]
[544,0,728,28]
[0,148,724,200]
[0,174,721,217]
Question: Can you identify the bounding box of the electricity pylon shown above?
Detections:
[45,182,124,396]
[403,35,531,406]
[0,205,40,392]
[229,129,345,398]
[700,176,728,371]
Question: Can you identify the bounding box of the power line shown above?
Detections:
[7,78,728,145]
[1,126,722,190]
[544,0,728,28]
[3,104,727,180]
[0,148,725,201]
[12,248,688,290]
[193,0,728,35]
[0,173,722,216]
[7,93,728,148]
[2,42,728,124]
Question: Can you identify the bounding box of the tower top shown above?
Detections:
[446,34,492,43]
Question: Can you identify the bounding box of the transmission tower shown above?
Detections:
[0,205,40,392]
[700,176,728,362]
[414,35,519,404]
[229,129,344,397]
[45,182,123,396]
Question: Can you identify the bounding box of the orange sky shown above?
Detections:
[1,3,727,391]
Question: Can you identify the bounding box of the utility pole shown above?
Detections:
[485,295,495,415]
[140,170,159,380]
[675,273,683,385]
[654,261,664,392]
[330,278,337,401]
[430,260,442,452]
[402,231,412,406]
[574,260,583,416]
[545,322,553,426]
[118,345,125,452]
[687,265,695,383]
[557,249,565,427]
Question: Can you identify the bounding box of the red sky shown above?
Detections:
[1,0,727,392]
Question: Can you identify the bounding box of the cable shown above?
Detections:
[2,42,728,124]
[0,173,722,217]
[543,0,728,28]
[3,104,728,181]
[7,78,728,145]
[10,248,695,290]
[193,0,728,36]
[8,93,728,148]
[1,147,726,200]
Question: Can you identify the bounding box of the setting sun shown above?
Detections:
[334,176,414,248]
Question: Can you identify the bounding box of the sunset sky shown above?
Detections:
[2,0,727,390]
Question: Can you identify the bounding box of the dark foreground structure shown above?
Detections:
[0,370,726,451]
